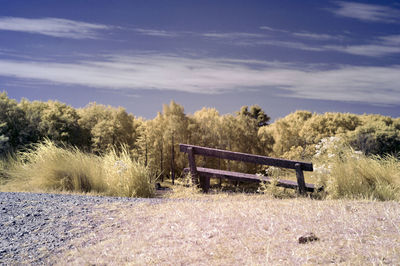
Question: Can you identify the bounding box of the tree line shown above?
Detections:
[1,91,399,179]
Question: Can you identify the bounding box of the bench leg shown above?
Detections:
[199,176,210,193]
[187,147,199,185]
[295,163,306,195]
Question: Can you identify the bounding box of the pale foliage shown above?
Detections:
[78,103,138,153]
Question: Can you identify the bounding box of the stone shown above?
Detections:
[298,232,319,244]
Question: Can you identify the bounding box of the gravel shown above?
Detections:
[0,192,164,265]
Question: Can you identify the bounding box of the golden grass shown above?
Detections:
[314,151,400,201]
[55,193,400,265]
[1,140,155,197]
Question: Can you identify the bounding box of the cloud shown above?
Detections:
[292,32,343,41]
[0,17,110,39]
[330,2,400,23]
[325,44,400,57]
[380,35,400,45]
[0,55,399,106]
[134,28,179,37]
[202,32,265,39]
[133,28,266,40]
[259,24,400,57]
[280,65,400,105]
[324,34,400,57]
[239,39,325,52]
[260,25,343,41]
[259,26,289,33]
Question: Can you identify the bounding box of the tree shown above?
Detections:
[0,92,30,153]
[189,108,223,169]
[18,99,49,145]
[267,110,313,159]
[136,101,189,181]
[0,122,9,154]
[237,105,270,127]
[347,115,400,155]
[78,103,138,153]
[162,101,189,180]
[266,111,363,159]
[39,101,84,146]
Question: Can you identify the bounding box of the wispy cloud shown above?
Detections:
[0,54,399,105]
[202,32,265,39]
[259,24,400,57]
[292,32,343,41]
[133,28,266,40]
[0,17,110,39]
[325,44,400,57]
[260,25,343,41]
[380,35,400,45]
[241,39,325,51]
[134,28,179,37]
[330,1,400,23]
[324,34,400,57]
[259,26,289,33]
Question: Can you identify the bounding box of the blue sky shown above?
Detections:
[0,0,399,120]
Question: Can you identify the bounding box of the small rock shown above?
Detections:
[298,232,319,244]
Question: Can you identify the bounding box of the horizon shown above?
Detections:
[1,1,400,120]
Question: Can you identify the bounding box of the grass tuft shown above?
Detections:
[2,140,155,197]
[326,152,400,200]
[313,146,400,201]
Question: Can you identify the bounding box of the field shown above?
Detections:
[1,140,400,264]
[57,192,400,265]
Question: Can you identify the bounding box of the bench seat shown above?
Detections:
[184,167,316,192]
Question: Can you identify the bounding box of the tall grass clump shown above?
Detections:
[313,137,400,201]
[102,147,155,198]
[6,140,106,193]
[0,156,8,182]
[4,140,155,197]
[326,152,400,200]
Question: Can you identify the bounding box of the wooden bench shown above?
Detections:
[179,144,316,194]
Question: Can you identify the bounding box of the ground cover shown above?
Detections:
[58,191,400,265]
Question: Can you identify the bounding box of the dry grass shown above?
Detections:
[57,192,400,265]
[314,150,400,201]
[1,140,155,197]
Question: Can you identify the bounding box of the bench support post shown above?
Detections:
[187,147,198,185]
[199,176,210,193]
[187,147,210,193]
[295,163,306,195]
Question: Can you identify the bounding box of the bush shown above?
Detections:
[4,140,155,197]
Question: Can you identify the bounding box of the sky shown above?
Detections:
[0,0,399,120]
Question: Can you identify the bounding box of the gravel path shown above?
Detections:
[0,192,164,265]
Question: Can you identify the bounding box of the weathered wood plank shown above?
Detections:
[183,167,316,192]
[180,144,313,171]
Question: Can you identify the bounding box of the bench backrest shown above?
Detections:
[179,144,313,171]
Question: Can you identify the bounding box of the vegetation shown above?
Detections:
[0,91,399,200]
[58,195,400,265]
[2,140,154,198]
[312,137,400,200]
